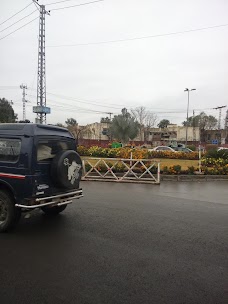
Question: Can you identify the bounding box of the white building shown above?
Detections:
[82,122,110,140]
[147,124,200,143]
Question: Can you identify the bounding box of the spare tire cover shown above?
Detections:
[51,150,82,189]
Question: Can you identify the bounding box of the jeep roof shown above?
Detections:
[0,123,73,138]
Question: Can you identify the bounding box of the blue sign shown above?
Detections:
[212,139,218,144]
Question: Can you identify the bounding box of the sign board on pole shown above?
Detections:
[33,106,51,114]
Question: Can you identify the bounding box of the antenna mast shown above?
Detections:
[32,0,51,124]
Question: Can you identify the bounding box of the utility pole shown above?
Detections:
[193,110,196,142]
[225,109,228,145]
[106,112,113,121]
[20,84,27,121]
[213,105,227,129]
[32,0,50,124]
[225,109,228,129]
[184,88,196,145]
[106,112,113,141]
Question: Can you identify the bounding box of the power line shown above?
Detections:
[0,10,37,33]
[28,87,123,109]
[27,93,113,114]
[0,3,33,26]
[50,0,104,11]
[0,16,38,41]
[0,85,19,88]
[46,0,81,6]
[47,23,228,47]
[27,92,202,115]
[14,99,110,115]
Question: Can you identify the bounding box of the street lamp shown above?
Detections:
[184,88,196,145]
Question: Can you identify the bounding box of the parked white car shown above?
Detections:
[149,146,176,152]
[217,147,228,151]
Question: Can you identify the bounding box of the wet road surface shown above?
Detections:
[0,181,227,304]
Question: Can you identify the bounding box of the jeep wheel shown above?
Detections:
[0,191,21,232]
[41,204,67,216]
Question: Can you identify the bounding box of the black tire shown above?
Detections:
[41,204,67,216]
[0,190,21,233]
[51,150,82,190]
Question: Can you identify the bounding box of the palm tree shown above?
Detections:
[110,108,139,145]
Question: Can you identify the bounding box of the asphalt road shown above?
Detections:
[0,181,227,304]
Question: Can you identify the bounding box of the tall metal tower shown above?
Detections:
[20,84,27,121]
[32,0,50,124]
[213,105,227,129]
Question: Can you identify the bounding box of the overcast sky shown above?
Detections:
[0,0,228,126]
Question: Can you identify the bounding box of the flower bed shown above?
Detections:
[77,146,200,160]
[78,146,228,175]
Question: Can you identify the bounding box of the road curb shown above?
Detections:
[161,175,228,181]
[81,174,228,183]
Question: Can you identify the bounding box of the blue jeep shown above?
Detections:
[0,123,83,232]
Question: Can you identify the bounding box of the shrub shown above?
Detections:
[161,165,182,174]
[148,150,199,160]
[205,149,228,160]
[77,145,89,156]
[205,144,218,151]
[201,165,228,175]
[187,166,195,174]
[201,157,228,167]
[113,163,126,172]
[85,163,92,171]
[187,145,196,151]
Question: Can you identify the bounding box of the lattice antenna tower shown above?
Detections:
[32,0,51,124]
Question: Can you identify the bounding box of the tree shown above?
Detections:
[144,112,158,141]
[65,118,90,142]
[158,119,170,128]
[65,118,79,139]
[55,123,65,127]
[0,98,17,123]
[110,108,139,145]
[131,107,157,141]
[100,117,111,123]
[65,118,77,126]
[182,112,217,130]
[131,106,148,141]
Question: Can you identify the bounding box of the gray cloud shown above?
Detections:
[0,0,227,126]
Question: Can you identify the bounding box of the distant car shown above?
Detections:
[177,147,193,153]
[217,147,228,151]
[149,146,176,152]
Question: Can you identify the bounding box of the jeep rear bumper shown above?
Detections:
[15,189,83,209]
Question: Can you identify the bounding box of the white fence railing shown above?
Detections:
[82,158,160,184]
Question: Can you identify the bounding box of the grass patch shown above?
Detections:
[154,159,198,170]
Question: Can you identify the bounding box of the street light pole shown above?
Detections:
[184,88,196,145]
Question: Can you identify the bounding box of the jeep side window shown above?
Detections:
[37,140,73,162]
[37,144,54,161]
[0,139,21,162]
